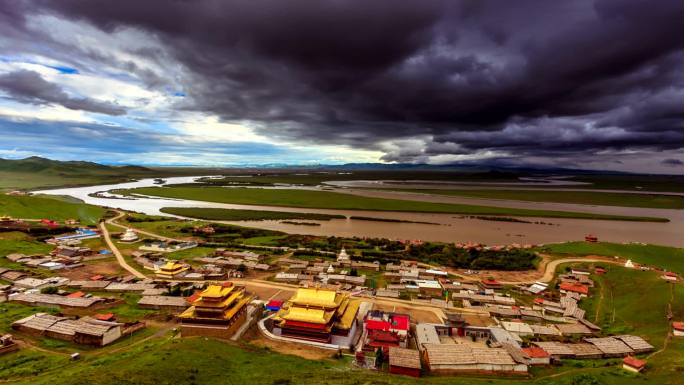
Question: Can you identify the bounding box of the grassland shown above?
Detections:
[395,188,684,210]
[124,186,668,222]
[541,241,684,274]
[160,207,345,221]
[580,266,679,344]
[0,232,54,256]
[0,194,105,224]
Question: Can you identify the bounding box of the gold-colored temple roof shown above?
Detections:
[279,306,335,324]
[334,299,360,330]
[159,261,187,272]
[289,288,342,308]
[195,291,241,308]
[201,285,234,299]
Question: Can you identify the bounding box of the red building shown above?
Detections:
[559,282,589,296]
[362,311,410,353]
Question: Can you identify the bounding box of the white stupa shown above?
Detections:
[120,228,139,242]
[337,247,351,264]
[624,259,635,268]
[327,264,335,274]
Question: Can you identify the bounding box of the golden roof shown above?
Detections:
[193,287,243,308]
[279,306,335,324]
[179,294,252,321]
[289,288,341,308]
[334,299,360,330]
[201,285,233,299]
[159,261,187,272]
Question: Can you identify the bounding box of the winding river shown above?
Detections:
[37,177,684,247]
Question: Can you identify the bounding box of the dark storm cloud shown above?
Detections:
[6,0,684,164]
[662,158,684,167]
[0,70,126,115]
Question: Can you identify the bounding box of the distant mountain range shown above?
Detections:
[0,156,634,176]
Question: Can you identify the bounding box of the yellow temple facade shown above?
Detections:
[178,283,252,339]
[155,261,189,279]
[272,288,360,345]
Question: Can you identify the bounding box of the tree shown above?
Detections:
[375,347,384,367]
[41,286,58,294]
[237,263,248,273]
[349,268,358,277]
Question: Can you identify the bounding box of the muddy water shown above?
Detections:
[37,177,684,247]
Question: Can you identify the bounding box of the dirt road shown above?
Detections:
[100,212,147,279]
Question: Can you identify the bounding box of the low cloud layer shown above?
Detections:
[0,1,683,171]
[0,70,126,115]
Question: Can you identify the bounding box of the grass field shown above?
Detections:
[161,207,345,221]
[124,186,668,222]
[580,266,679,345]
[0,194,105,224]
[0,232,54,257]
[399,189,684,209]
[541,241,684,274]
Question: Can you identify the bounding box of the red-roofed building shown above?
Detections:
[90,274,104,281]
[533,298,545,305]
[594,267,607,275]
[94,313,115,322]
[673,321,684,337]
[185,290,202,304]
[266,300,283,311]
[363,311,411,353]
[67,291,85,298]
[522,347,550,365]
[559,282,589,296]
[479,279,503,289]
[366,319,392,331]
[623,356,646,373]
[40,219,59,228]
[662,272,678,282]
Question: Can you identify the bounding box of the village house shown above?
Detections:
[137,295,189,312]
[12,313,140,346]
[559,282,589,297]
[584,337,634,357]
[479,279,503,290]
[48,228,100,244]
[139,240,198,253]
[388,347,421,377]
[9,292,115,310]
[521,347,550,365]
[623,356,647,373]
[673,322,684,337]
[0,334,18,355]
[422,343,527,374]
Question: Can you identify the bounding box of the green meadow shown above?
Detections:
[0,194,105,225]
[398,188,684,210]
[541,241,684,274]
[125,186,668,222]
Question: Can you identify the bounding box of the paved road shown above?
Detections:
[100,212,146,279]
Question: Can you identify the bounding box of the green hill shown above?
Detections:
[0,194,105,225]
[0,157,155,191]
